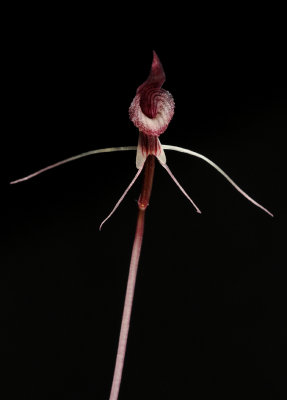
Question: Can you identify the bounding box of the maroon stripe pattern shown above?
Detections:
[138,131,161,158]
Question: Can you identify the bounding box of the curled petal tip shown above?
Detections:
[143,50,166,89]
[129,51,175,136]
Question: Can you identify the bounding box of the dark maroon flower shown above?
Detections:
[129,51,175,169]
[129,50,175,137]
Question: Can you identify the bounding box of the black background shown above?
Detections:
[2,5,286,400]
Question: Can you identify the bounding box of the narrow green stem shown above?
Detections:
[109,155,155,400]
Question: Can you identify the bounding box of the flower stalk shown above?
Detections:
[109,155,155,400]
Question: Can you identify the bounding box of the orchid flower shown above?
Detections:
[10,51,273,400]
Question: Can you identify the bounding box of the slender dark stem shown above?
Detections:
[138,155,155,210]
[109,155,155,400]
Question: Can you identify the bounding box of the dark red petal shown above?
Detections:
[137,51,166,95]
